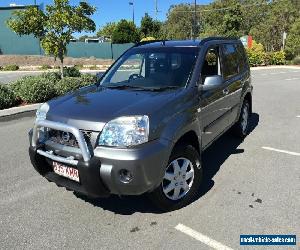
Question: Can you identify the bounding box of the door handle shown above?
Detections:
[223,88,229,95]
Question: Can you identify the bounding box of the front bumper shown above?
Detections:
[29,120,171,198]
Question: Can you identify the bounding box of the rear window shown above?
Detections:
[221,44,239,80]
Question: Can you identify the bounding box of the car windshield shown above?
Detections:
[100,47,199,90]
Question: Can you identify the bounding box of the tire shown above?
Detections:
[148,144,203,211]
[232,99,251,138]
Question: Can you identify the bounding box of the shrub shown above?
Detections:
[246,41,265,67]
[74,64,84,70]
[89,65,98,70]
[293,56,300,65]
[12,76,56,103]
[80,74,97,84]
[3,64,19,71]
[270,51,286,65]
[40,64,52,70]
[41,71,61,83]
[55,77,86,96]
[63,66,81,77]
[0,85,17,110]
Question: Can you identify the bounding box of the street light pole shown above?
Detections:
[129,1,135,24]
[193,0,197,40]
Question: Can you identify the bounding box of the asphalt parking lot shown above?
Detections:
[0,67,299,249]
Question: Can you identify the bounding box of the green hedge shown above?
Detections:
[246,41,286,67]
[0,85,17,110]
[292,56,300,65]
[63,67,81,77]
[1,64,19,71]
[40,72,61,83]
[12,76,56,103]
[55,77,83,96]
[246,50,286,67]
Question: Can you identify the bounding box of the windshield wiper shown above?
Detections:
[105,85,145,90]
[145,86,181,92]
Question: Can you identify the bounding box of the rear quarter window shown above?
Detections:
[236,43,248,72]
[221,44,239,80]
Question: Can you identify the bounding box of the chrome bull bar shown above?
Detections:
[32,120,91,165]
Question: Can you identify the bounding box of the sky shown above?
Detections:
[1,0,212,36]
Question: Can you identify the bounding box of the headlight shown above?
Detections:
[36,103,49,121]
[98,115,149,147]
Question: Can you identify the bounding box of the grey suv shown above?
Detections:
[29,38,252,211]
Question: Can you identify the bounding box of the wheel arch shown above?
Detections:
[172,130,201,156]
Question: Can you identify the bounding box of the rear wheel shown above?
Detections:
[233,99,250,138]
[149,144,203,211]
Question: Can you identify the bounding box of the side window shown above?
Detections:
[235,44,248,72]
[201,46,221,83]
[221,44,239,79]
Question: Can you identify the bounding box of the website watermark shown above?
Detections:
[240,235,296,246]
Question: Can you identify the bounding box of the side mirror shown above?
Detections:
[201,75,223,91]
[96,72,104,81]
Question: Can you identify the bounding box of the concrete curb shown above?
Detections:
[0,103,40,121]
[251,65,300,71]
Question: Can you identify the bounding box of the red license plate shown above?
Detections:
[53,161,80,182]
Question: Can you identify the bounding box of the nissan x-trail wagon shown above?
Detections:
[29,38,252,211]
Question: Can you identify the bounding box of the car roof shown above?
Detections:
[135,37,241,48]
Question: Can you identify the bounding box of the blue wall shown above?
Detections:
[0,8,41,55]
[0,7,133,59]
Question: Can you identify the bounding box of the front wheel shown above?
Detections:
[148,144,203,211]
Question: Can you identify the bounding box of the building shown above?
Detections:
[0,5,41,55]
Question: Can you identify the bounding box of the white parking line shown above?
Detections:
[262,146,300,156]
[296,115,300,118]
[175,224,234,250]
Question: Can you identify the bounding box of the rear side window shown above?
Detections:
[221,44,239,80]
[236,44,248,72]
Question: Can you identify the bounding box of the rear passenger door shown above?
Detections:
[220,43,244,126]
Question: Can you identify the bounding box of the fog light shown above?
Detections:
[119,169,133,183]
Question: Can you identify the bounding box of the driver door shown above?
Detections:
[199,45,231,149]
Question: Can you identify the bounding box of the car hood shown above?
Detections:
[46,85,178,131]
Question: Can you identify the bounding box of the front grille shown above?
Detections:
[48,129,94,148]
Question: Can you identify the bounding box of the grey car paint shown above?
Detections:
[29,38,252,197]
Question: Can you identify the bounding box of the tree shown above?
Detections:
[140,13,161,38]
[164,4,194,40]
[111,20,140,44]
[96,22,116,39]
[78,35,89,42]
[285,18,300,59]
[250,0,299,51]
[7,0,96,77]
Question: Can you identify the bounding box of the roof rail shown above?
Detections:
[199,36,238,45]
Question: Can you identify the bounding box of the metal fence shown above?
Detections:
[0,8,133,59]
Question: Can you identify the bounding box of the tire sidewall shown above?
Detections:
[149,145,203,211]
[239,100,250,136]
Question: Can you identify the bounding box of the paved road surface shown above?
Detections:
[0,71,43,84]
[0,68,299,249]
